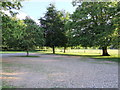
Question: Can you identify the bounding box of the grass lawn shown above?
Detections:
[38,49,119,62]
[1,49,119,62]
[0,51,25,54]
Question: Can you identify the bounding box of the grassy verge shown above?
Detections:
[1,49,119,62]
[0,50,40,54]
[38,49,119,62]
[0,51,25,54]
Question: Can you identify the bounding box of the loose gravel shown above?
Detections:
[1,53,118,88]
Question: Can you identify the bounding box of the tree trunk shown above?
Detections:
[84,50,85,53]
[63,46,66,53]
[102,46,110,56]
[26,50,29,56]
[52,46,55,54]
[84,47,87,53]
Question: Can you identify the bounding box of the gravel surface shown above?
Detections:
[1,53,118,88]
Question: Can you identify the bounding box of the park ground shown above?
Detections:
[0,49,119,88]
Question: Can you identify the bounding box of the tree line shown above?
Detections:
[1,1,119,56]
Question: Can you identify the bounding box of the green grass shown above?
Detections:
[0,51,25,54]
[0,50,38,54]
[1,49,119,62]
[38,49,119,62]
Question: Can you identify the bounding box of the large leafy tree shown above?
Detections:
[1,1,44,56]
[39,4,67,54]
[2,16,44,56]
[19,17,44,56]
[71,1,119,56]
[111,2,120,49]
[1,0,23,50]
[2,15,25,49]
[58,11,70,53]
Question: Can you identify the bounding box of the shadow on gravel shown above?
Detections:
[93,58,119,62]
[10,55,40,57]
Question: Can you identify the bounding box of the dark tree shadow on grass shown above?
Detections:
[43,53,119,62]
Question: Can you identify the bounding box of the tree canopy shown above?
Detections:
[2,15,44,56]
[39,4,67,54]
[2,15,25,48]
[1,1,119,56]
[1,0,23,49]
[22,17,44,55]
[0,1,22,16]
[71,1,119,56]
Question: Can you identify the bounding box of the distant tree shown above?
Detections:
[1,0,23,49]
[20,17,44,56]
[39,4,67,54]
[71,1,119,56]
[58,11,70,53]
[2,15,25,49]
[2,16,44,56]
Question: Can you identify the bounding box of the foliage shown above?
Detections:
[2,15,25,49]
[0,0,22,16]
[1,1,22,10]
[20,17,44,52]
[1,0,23,50]
[111,2,120,49]
[2,15,44,56]
[39,4,67,53]
[60,11,72,47]
[71,1,119,55]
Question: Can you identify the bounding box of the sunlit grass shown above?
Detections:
[1,49,119,61]
[0,51,25,54]
[39,49,118,57]
[38,49,119,62]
